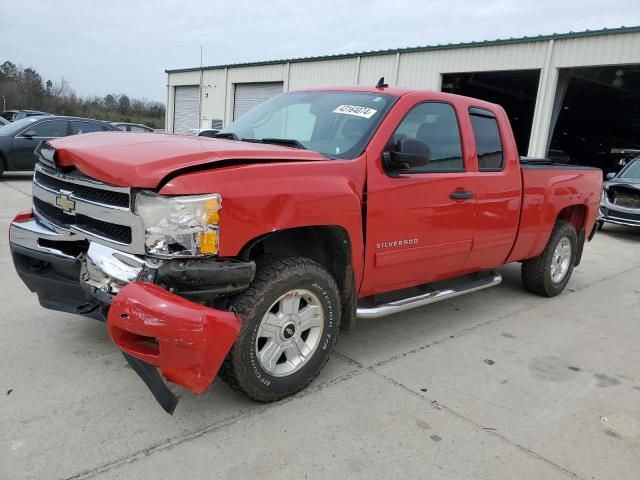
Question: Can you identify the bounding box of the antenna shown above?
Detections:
[376,77,389,89]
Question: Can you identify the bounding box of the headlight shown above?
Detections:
[134,192,221,257]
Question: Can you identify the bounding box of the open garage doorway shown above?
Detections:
[547,65,640,173]
[442,70,540,154]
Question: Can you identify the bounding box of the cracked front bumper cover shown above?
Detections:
[107,282,242,412]
[598,207,640,227]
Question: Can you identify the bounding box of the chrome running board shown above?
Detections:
[356,271,502,319]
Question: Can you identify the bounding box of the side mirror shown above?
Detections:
[606,172,616,180]
[383,137,430,173]
[22,130,37,138]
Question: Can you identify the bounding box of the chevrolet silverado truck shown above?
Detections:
[9,86,602,413]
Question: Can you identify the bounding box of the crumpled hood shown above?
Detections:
[604,178,640,189]
[48,132,325,188]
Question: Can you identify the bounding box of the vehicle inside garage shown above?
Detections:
[441,70,540,155]
[547,65,640,173]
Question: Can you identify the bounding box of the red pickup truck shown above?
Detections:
[9,86,602,413]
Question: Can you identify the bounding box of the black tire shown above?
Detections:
[521,220,578,297]
[219,256,341,402]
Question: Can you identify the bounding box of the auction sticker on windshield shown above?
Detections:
[333,105,377,119]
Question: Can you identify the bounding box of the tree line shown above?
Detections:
[0,61,165,128]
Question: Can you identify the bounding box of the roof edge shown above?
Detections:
[166,25,640,74]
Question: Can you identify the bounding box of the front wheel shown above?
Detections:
[219,257,341,402]
[521,220,577,297]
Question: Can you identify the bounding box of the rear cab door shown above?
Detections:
[360,92,478,296]
[462,104,522,270]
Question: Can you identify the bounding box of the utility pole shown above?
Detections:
[198,44,203,130]
[1,95,5,111]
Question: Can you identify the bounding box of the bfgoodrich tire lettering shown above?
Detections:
[219,256,341,402]
[521,220,577,297]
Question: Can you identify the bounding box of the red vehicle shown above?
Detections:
[9,85,602,413]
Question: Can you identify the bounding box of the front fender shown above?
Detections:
[159,158,367,285]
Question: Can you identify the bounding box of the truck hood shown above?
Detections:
[48,132,325,188]
[605,178,640,187]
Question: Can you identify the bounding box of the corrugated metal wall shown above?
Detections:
[288,58,359,90]
[167,30,640,154]
[359,55,398,85]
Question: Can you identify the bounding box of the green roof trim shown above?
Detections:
[165,25,640,74]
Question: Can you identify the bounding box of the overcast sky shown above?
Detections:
[2,0,640,103]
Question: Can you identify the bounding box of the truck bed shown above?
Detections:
[507,159,602,262]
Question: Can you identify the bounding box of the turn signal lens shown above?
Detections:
[205,198,220,224]
[199,231,218,254]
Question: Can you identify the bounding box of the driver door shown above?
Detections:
[361,100,476,295]
[11,119,69,169]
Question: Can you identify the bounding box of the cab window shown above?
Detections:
[469,108,504,170]
[387,102,463,173]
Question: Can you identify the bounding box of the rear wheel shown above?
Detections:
[219,257,341,402]
[521,220,577,297]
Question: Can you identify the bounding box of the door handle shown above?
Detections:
[450,190,473,200]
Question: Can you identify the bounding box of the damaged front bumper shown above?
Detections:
[10,211,251,413]
[109,283,241,413]
[599,184,640,227]
[598,206,640,227]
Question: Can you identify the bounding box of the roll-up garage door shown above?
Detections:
[233,82,283,120]
[173,86,199,134]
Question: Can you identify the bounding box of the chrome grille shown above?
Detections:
[607,186,640,209]
[33,198,133,244]
[32,162,144,254]
[34,170,130,208]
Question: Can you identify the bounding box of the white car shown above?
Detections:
[188,128,220,137]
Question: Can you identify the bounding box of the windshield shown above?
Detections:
[0,117,43,136]
[218,91,395,159]
[618,158,640,179]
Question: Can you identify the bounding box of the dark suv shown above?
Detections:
[0,116,119,174]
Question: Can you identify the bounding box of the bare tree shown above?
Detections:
[0,62,165,127]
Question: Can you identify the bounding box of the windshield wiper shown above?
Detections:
[241,138,307,150]
[212,132,239,140]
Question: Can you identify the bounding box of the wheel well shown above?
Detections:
[557,205,587,233]
[557,205,588,266]
[240,226,357,333]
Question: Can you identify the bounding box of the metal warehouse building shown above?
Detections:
[166,26,640,170]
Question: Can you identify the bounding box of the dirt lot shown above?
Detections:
[1,172,639,480]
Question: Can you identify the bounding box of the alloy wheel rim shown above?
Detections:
[255,289,324,377]
[550,237,572,283]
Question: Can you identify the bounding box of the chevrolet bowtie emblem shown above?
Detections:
[55,192,76,213]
